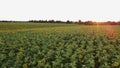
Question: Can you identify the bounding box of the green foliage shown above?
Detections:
[0,23,120,68]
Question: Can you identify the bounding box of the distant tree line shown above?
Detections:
[0,20,120,25]
[29,20,73,24]
[83,21,120,25]
[0,20,27,23]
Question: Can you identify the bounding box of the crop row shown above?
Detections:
[0,32,120,68]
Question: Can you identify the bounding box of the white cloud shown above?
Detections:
[0,0,120,21]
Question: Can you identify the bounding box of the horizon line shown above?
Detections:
[0,19,120,22]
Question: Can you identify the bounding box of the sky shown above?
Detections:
[0,0,120,21]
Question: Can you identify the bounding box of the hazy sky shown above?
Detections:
[0,0,120,21]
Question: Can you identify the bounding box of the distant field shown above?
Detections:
[0,23,120,68]
[0,23,76,32]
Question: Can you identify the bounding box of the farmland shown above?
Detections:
[0,23,120,68]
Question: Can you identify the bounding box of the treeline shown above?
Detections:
[83,21,120,25]
[0,20,27,23]
[0,20,73,24]
[0,20,120,25]
[29,20,73,24]
[29,20,120,25]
